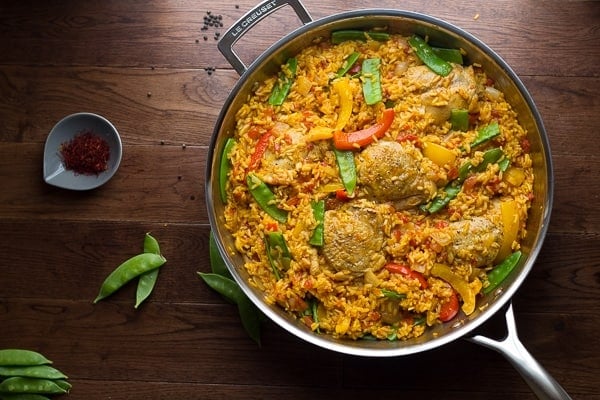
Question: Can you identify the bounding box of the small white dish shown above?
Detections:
[43,112,122,190]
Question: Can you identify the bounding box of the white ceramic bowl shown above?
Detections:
[43,112,122,190]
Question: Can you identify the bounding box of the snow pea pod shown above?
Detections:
[483,251,522,294]
[450,109,469,131]
[471,121,500,148]
[335,51,360,78]
[408,35,453,77]
[246,173,288,223]
[0,377,66,395]
[198,272,243,304]
[0,365,67,380]
[219,138,236,203]
[94,252,166,303]
[237,296,262,346]
[134,233,162,309]
[0,350,51,367]
[268,57,297,106]
[431,46,463,64]
[265,232,292,280]
[361,58,382,105]
[209,231,233,279]
[333,148,356,195]
[309,200,325,247]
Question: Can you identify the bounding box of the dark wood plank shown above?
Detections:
[0,143,207,222]
[0,1,598,77]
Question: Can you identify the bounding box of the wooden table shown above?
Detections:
[1,1,598,398]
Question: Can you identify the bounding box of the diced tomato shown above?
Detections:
[447,166,459,180]
[384,263,428,289]
[462,175,478,194]
[434,220,449,229]
[439,290,459,322]
[335,189,351,201]
[265,222,278,232]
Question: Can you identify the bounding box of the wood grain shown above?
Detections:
[0,0,598,399]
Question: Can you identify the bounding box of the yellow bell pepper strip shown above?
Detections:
[431,263,476,315]
[247,130,273,172]
[332,77,353,130]
[268,57,297,106]
[431,46,464,64]
[336,51,360,78]
[471,121,500,148]
[265,231,292,280]
[483,251,522,294]
[333,148,357,195]
[331,30,390,44]
[219,138,235,203]
[306,126,334,142]
[361,58,383,105]
[422,141,457,167]
[495,200,521,262]
[246,173,288,223]
[408,35,453,77]
[309,200,325,246]
[333,108,395,150]
[450,109,469,131]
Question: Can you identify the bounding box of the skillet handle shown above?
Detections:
[467,302,571,400]
[218,0,313,75]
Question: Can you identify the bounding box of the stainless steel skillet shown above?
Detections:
[206,1,570,398]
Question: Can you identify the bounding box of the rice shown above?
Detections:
[222,32,533,341]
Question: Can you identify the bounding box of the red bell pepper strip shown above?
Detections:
[333,108,395,150]
[438,289,459,322]
[384,263,428,289]
[247,130,273,172]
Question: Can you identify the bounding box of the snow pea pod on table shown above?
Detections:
[94,252,166,303]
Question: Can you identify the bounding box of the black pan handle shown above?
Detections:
[467,302,572,400]
[218,0,313,75]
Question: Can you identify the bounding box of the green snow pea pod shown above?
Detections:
[408,35,453,77]
[268,58,297,106]
[333,148,356,195]
[237,295,262,346]
[94,252,166,303]
[198,272,244,304]
[0,350,51,367]
[209,231,233,279]
[471,121,500,148]
[219,138,236,203]
[450,109,469,131]
[309,200,325,247]
[431,46,463,64]
[135,233,163,309]
[483,251,522,294]
[0,377,66,395]
[361,58,383,105]
[335,51,360,78]
[0,365,67,380]
[246,173,288,223]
